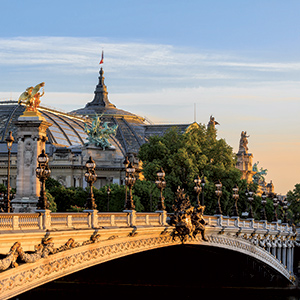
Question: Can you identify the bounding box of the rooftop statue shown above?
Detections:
[207,115,220,129]
[239,131,250,153]
[252,162,268,184]
[84,114,118,149]
[18,82,45,112]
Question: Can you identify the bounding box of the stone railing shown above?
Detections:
[205,215,292,232]
[0,211,293,233]
[0,210,168,231]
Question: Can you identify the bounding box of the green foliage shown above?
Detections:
[138,125,246,214]
[46,191,57,212]
[45,177,62,190]
[94,184,126,212]
[132,180,160,212]
[287,183,300,224]
[0,184,7,194]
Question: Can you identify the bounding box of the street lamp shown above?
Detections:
[36,149,51,210]
[5,131,14,212]
[246,188,254,219]
[282,197,288,224]
[194,175,202,207]
[231,184,239,217]
[107,186,111,212]
[155,168,166,210]
[215,180,223,215]
[261,192,267,221]
[84,156,97,210]
[272,194,278,222]
[124,162,136,210]
[201,176,206,206]
[123,157,129,208]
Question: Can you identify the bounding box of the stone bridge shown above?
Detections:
[0,211,297,299]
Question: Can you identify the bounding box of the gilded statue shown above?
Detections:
[18,82,45,112]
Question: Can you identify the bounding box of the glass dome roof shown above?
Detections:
[0,101,89,148]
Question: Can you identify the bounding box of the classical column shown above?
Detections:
[271,238,277,257]
[282,241,287,268]
[276,239,282,262]
[11,113,52,213]
[287,241,292,272]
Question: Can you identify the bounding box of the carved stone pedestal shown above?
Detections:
[11,114,52,213]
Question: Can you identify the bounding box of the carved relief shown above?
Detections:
[0,233,101,272]
[0,230,296,299]
[168,187,208,243]
[24,140,33,167]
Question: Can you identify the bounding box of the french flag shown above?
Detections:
[99,51,104,64]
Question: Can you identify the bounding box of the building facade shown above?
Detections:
[0,68,195,190]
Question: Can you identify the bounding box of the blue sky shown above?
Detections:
[1,0,300,194]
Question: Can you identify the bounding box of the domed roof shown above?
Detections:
[0,68,194,157]
[71,68,145,120]
[0,101,89,148]
[71,67,147,154]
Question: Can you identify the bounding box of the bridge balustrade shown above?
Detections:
[0,212,294,234]
[0,210,297,300]
[0,211,168,231]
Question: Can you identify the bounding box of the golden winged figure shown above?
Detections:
[18,82,45,112]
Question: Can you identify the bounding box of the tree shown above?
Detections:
[132,180,160,212]
[138,125,250,215]
[286,183,300,224]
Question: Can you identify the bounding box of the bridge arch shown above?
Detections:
[0,231,294,299]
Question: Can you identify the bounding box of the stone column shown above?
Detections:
[287,242,292,272]
[276,240,282,262]
[11,114,52,213]
[282,242,287,268]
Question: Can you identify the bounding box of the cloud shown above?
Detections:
[1,36,300,90]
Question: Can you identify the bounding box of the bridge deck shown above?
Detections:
[0,212,296,299]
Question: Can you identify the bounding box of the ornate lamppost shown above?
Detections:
[282,197,288,224]
[84,156,97,210]
[231,184,239,217]
[261,192,267,221]
[214,180,223,215]
[155,168,166,210]
[194,175,202,207]
[124,162,136,210]
[201,176,206,206]
[245,188,254,219]
[5,131,14,212]
[107,186,111,212]
[36,149,51,210]
[272,194,278,222]
[123,157,129,208]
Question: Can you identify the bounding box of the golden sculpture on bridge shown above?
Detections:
[18,82,45,116]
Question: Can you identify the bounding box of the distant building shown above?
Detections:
[235,131,275,196]
[0,67,196,190]
[236,131,255,183]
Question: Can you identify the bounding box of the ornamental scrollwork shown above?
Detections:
[0,233,101,272]
[168,187,208,243]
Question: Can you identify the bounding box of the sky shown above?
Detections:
[0,0,300,194]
